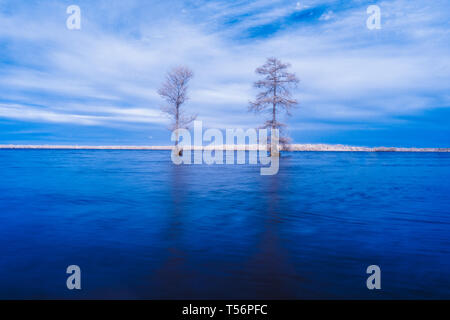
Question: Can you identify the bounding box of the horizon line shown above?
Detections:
[1,144,449,152]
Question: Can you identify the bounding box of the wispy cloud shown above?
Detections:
[0,0,449,145]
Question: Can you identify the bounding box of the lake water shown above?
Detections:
[0,150,449,299]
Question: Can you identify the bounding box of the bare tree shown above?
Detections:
[158,66,196,150]
[249,57,299,152]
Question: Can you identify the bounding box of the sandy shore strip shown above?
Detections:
[0,144,449,152]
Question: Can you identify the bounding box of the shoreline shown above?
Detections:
[0,144,449,152]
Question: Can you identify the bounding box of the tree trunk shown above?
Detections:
[175,103,182,156]
[271,81,280,157]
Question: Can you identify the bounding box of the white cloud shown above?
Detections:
[0,0,448,135]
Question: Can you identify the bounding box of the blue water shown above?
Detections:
[0,150,449,299]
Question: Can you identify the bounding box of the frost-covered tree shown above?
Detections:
[158,66,196,149]
[249,57,299,152]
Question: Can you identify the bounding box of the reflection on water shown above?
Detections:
[248,168,296,298]
[155,164,189,298]
[0,150,449,299]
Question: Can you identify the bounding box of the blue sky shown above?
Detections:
[0,0,449,147]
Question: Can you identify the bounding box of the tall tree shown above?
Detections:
[249,57,299,152]
[158,66,196,150]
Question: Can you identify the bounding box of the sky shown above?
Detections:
[0,0,449,147]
